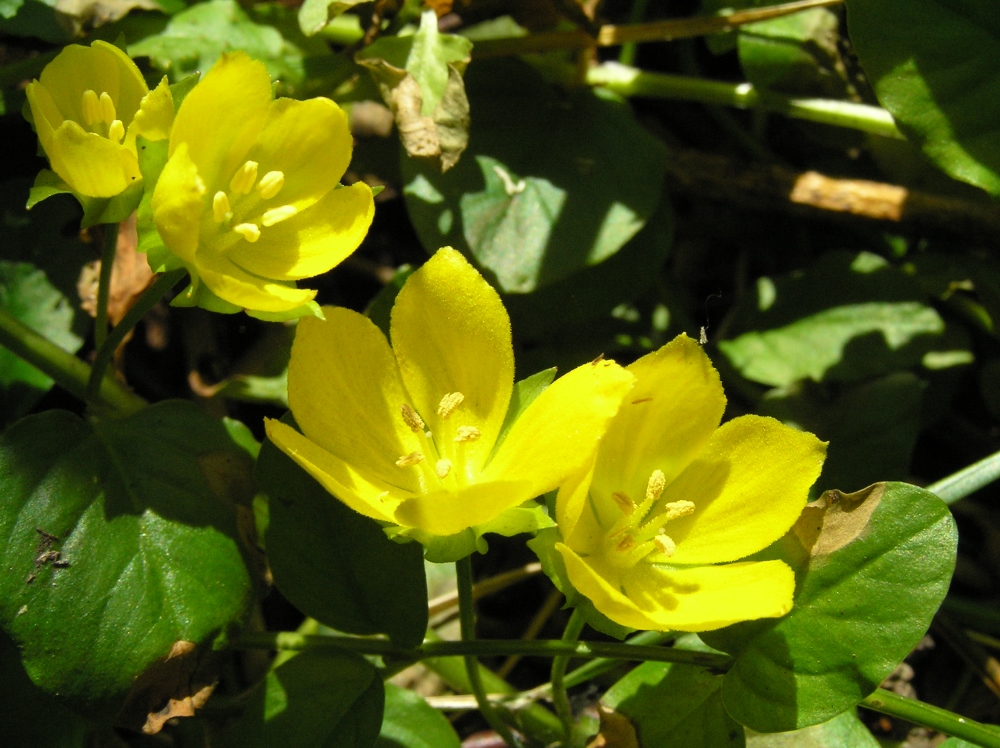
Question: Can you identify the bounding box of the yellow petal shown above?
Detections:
[242,97,353,212]
[48,120,140,197]
[39,41,148,128]
[390,248,514,474]
[482,359,635,500]
[169,52,271,191]
[555,453,597,544]
[229,182,374,281]
[195,251,317,313]
[130,76,174,143]
[152,142,205,263]
[287,308,425,494]
[591,334,725,518]
[25,81,61,152]
[392,480,533,536]
[264,419,400,523]
[558,543,795,632]
[665,415,827,565]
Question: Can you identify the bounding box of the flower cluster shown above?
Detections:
[25,44,373,317]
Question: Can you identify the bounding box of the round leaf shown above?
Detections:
[703,482,957,732]
[375,683,461,748]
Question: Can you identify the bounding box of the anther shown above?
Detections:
[436,459,452,479]
[81,90,101,127]
[107,119,125,144]
[396,451,425,468]
[212,191,231,223]
[653,535,677,557]
[400,404,425,433]
[645,469,666,502]
[437,392,465,418]
[454,426,481,442]
[261,205,297,227]
[257,170,285,200]
[230,161,259,195]
[233,223,261,243]
[616,534,637,553]
[662,500,695,521]
[611,492,635,515]
[99,92,116,125]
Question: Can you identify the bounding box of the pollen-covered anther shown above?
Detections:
[257,170,285,200]
[212,191,231,223]
[436,459,452,479]
[611,491,635,514]
[261,205,298,227]
[98,92,116,126]
[437,392,465,418]
[81,89,101,127]
[454,426,481,443]
[653,534,677,557]
[396,451,425,468]
[400,403,425,433]
[230,160,259,195]
[662,500,695,521]
[616,534,637,553]
[233,223,261,243]
[646,469,666,502]
[107,119,125,144]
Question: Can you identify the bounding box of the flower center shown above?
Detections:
[394,392,482,490]
[211,159,296,243]
[603,469,695,569]
[80,89,125,144]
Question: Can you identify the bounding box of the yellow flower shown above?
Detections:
[554,335,827,632]
[25,41,172,198]
[151,52,374,316]
[265,248,635,552]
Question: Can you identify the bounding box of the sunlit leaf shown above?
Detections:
[375,683,461,748]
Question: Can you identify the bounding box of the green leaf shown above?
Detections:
[257,423,428,649]
[703,482,957,732]
[129,0,311,90]
[0,0,25,19]
[0,633,88,747]
[402,57,667,294]
[375,682,461,748]
[0,402,256,721]
[846,0,1000,195]
[27,169,144,228]
[602,659,745,748]
[220,648,382,748]
[745,710,879,747]
[0,261,83,425]
[759,373,926,494]
[719,251,953,387]
[297,0,365,37]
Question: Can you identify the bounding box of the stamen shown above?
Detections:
[107,119,125,144]
[653,534,677,557]
[212,191,231,223]
[257,170,285,200]
[611,492,635,515]
[400,403,425,433]
[615,534,636,553]
[437,392,465,418]
[661,500,695,522]
[396,451,424,467]
[436,459,452,479]
[261,205,297,227]
[646,469,666,502]
[233,223,261,243]
[454,426,481,442]
[99,92,116,125]
[81,90,101,127]
[230,160,259,195]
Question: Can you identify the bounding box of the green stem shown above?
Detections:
[927,449,1000,504]
[862,688,1000,747]
[233,631,731,669]
[535,631,674,697]
[457,556,523,748]
[93,223,119,354]
[585,63,904,140]
[87,269,187,398]
[551,608,586,744]
[618,0,651,66]
[0,307,146,415]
